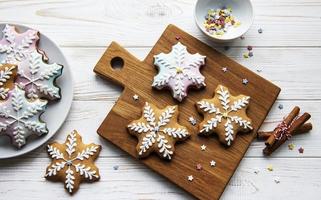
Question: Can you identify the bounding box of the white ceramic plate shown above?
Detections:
[194,0,254,42]
[0,24,73,159]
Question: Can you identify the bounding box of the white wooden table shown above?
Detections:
[0,0,320,199]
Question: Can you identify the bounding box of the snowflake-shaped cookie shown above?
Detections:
[0,63,17,100]
[0,24,39,64]
[128,102,190,160]
[0,86,48,148]
[45,130,101,194]
[196,85,253,146]
[152,42,206,101]
[17,50,63,100]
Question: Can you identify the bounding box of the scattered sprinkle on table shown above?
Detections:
[247,46,253,51]
[258,28,263,34]
[222,67,228,73]
[274,176,280,184]
[210,160,216,167]
[204,7,241,36]
[256,69,262,73]
[132,94,139,101]
[113,165,119,170]
[240,35,245,40]
[298,147,304,154]
[201,144,207,151]
[278,104,284,110]
[243,52,249,58]
[188,175,194,182]
[188,116,197,126]
[248,52,253,57]
[242,78,249,85]
[288,143,295,150]
[254,168,260,174]
[196,163,203,170]
[267,165,273,171]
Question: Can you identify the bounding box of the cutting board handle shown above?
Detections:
[93,41,141,87]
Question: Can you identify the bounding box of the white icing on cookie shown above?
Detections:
[0,24,38,64]
[152,42,206,101]
[17,50,63,100]
[0,86,48,148]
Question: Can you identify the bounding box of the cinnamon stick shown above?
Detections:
[263,113,311,156]
[258,122,312,140]
[265,106,300,146]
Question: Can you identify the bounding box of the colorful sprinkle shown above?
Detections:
[188,175,194,182]
[242,78,249,85]
[132,94,139,101]
[278,104,284,110]
[210,160,216,167]
[175,35,181,40]
[248,52,253,57]
[204,7,241,37]
[222,67,228,73]
[298,147,304,154]
[247,46,253,51]
[243,53,249,58]
[267,165,273,171]
[201,144,207,151]
[188,116,197,126]
[288,143,295,150]
[258,28,263,34]
[196,163,203,170]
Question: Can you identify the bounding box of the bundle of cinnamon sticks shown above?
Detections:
[258,106,312,156]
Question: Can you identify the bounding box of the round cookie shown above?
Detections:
[128,102,190,160]
[0,86,48,148]
[196,85,253,146]
[45,130,101,194]
[152,42,206,102]
[0,63,17,100]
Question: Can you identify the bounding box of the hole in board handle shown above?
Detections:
[110,57,124,70]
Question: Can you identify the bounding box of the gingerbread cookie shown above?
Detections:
[45,130,101,194]
[0,86,48,148]
[0,24,39,64]
[17,50,63,100]
[196,85,253,146]
[0,63,17,100]
[128,102,190,160]
[152,42,206,102]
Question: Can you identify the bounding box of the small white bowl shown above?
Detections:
[194,0,254,42]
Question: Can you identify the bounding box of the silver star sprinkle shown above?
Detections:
[210,160,216,167]
[201,144,207,151]
[242,78,249,85]
[188,116,197,126]
[222,67,228,73]
[132,94,139,101]
[188,175,194,182]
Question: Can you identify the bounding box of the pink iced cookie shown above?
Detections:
[0,86,48,148]
[0,24,39,64]
[17,50,63,101]
[152,42,206,102]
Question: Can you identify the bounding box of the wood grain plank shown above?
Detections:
[1,157,320,200]
[0,0,321,47]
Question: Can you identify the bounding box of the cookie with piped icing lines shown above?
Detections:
[0,86,48,148]
[152,42,206,102]
[127,102,190,160]
[0,63,17,100]
[196,85,253,146]
[0,24,40,64]
[16,50,63,101]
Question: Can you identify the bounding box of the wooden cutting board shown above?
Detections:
[93,24,280,200]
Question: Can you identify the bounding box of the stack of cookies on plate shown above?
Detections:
[0,24,63,149]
